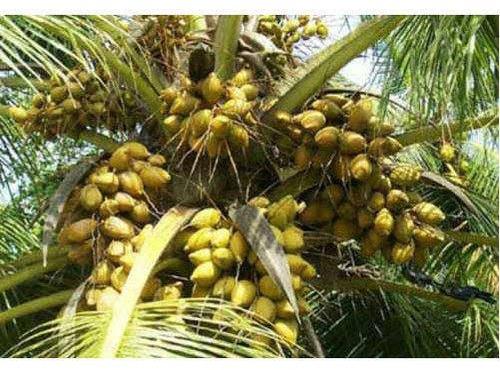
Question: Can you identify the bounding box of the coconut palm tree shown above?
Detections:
[0,15,498,358]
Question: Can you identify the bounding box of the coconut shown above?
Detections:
[373,208,394,237]
[212,248,235,270]
[114,192,136,212]
[206,229,230,250]
[130,201,151,224]
[350,154,373,181]
[314,126,340,150]
[282,225,304,253]
[92,261,113,285]
[99,199,121,218]
[338,131,367,154]
[389,165,422,187]
[292,274,303,291]
[413,202,445,225]
[107,240,133,263]
[391,242,415,264]
[160,86,178,106]
[294,145,313,169]
[413,225,445,248]
[367,192,385,212]
[275,299,295,319]
[267,196,299,230]
[85,288,102,306]
[212,276,236,299]
[50,86,68,103]
[154,282,183,302]
[297,110,326,132]
[169,92,199,115]
[393,213,415,243]
[299,200,335,225]
[331,218,360,241]
[185,227,214,252]
[440,143,455,163]
[147,154,167,167]
[229,231,249,263]
[67,240,93,265]
[322,184,344,205]
[221,99,252,119]
[200,73,224,104]
[366,117,395,138]
[301,262,317,280]
[347,98,373,132]
[361,228,387,257]
[101,216,135,239]
[96,287,120,311]
[240,84,259,101]
[59,218,97,244]
[190,261,221,287]
[190,109,211,137]
[131,224,153,252]
[248,196,270,209]
[118,171,144,197]
[210,115,232,138]
[162,115,183,134]
[259,275,284,300]
[337,201,356,221]
[386,189,410,211]
[252,296,277,322]
[311,99,343,121]
[61,98,81,113]
[188,248,212,266]
[228,125,250,148]
[274,319,298,344]
[139,165,171,188]
[110,266,128,291]
[357,208,374,229]
[121,142,150,160]
[231,68,253,87]
[80,184,103,211]
[91,172,119,194]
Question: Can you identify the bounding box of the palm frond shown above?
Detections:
[376,16,498,124]
[9,298,300,358]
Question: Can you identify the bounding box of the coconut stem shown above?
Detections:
[0,289,73,325]
[1,245,70,270]
[0,256,68,294]
[395,111,498,147]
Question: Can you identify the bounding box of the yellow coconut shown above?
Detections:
[357,208,374,229]
[200,73,224,104]
[386,189,410,211]
[130,201,151,224]
[185,227,214,252]
[373,208,394,237]
[99,198,121,218]
[139,165,171,188]
[259,275,284,300]
[350,154,373,181]
[338,131,367,154]
[274,319,298,344]
[190,261,220,287]
[92,260,113,285]
[252,296,277,322]
[282,225,304,253]
[212,276,236,298]
[212,247,235,270]
[393,213,415,243]
[231,280,257,308]
[118,171,144,197]
[191,208,221,229]
[114,192,136,212]
[229,231,249,263]
[101,216,135,239]
[59,218,98,244]
[391,242,415,264]
[413,202,445,225]
[148,154,167,167]
[311,99,343,121]
[80,184,103,211]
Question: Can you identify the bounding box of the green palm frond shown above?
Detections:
[8,298,300,358]
[376,16,498,123]
[307,286,498,357]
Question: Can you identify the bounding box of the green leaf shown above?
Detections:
[214,16,243,81]
[264,16,405,117]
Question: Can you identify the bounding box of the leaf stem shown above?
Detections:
[0,289,73,325]
[0,256,68,294]
[214,16,243,81]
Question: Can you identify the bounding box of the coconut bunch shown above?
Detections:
[258,15,329,53]
[8,68,137,138]
[159,69,260,159]
[439,141,470,187]
[56,141,172,311]
[154,196,315,346]
[277,95,447,267]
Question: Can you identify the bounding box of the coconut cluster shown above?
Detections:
[258,15,328,53]
[274,95,447,267]
[439,142,470,187]
[159,69,259,159]
[57,141,172,311]
[8,68,137,138]
[170,195,315,346]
